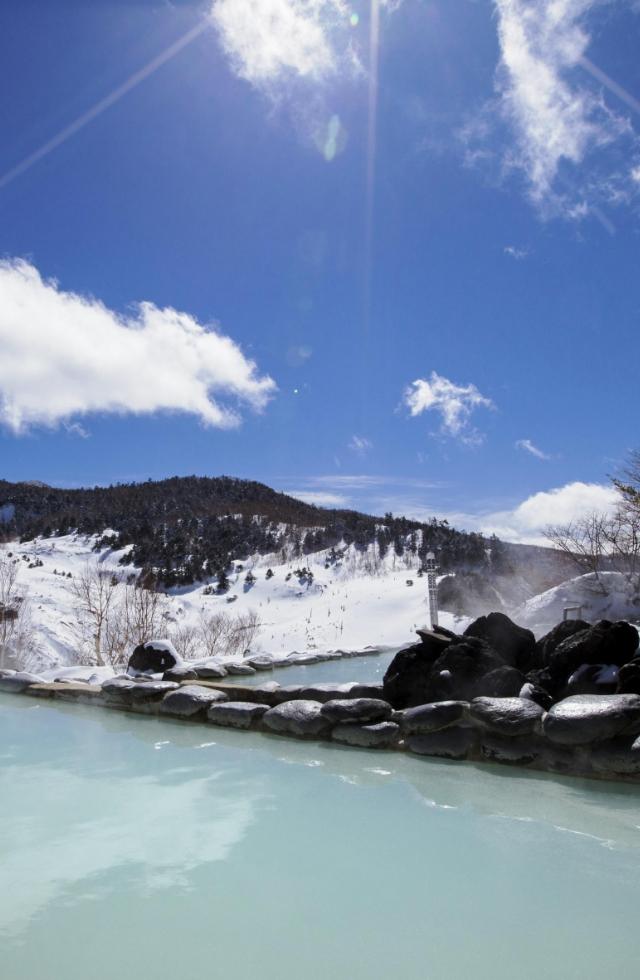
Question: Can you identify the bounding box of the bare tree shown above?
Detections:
[544,513,611,590]
[68,567,164,667]
[169,622,202,661]
[0,554,35,669]
[69,565,120,666]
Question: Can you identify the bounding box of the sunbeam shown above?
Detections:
[0,20,209,192]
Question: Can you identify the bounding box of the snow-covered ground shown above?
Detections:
[2,534,468,671]
[6,534,640,675]
[515,571,640,635]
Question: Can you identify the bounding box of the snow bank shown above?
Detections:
[515,572,640,637]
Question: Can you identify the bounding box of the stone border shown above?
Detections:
[1,672,640,783]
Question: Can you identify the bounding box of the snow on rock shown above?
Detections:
[515,572,640,637]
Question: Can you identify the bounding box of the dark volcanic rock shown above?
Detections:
[475,665,526,698]
[464,612,536,671]
[422,638,506,704]
[535,619,591,668]
[616,660,640,695]
[549,621,639,675]
[382,630,454,708]
[400,700,468,735]
[128,641,179,674]
[320,698,392,724]
[262,700,332,738]
[479,734,541,766]
[543,694,640,745]
[331,721,399,748]
[207,701,268,729]
[589,735,640,776]
[564,663,618,697]
[407,727,478,761]
[159,684,228,718]
[519,682,554,711]
[163,665,199,682]
[468,697,544,736]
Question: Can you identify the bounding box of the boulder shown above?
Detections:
[543,694,640,745]
[616,660,640,695]
[159,685,229,718]
[549,621,639,676]
[475,666,526,698]
[564,663,618,697]
[407,727,477,761]
[382,631,454,708]
[207,701,269,729]
[245,656,274,671]
[331,721,399,748]
[519,682,554,712]
[589,735,640,776]
[468,697,544,736]
[464,612,536,671]
[163,665,199,682]
[262,700,332,738]
[320,698,392,724]
[0,671,43,693]
[479,734,541,766]
[128,640,180,674]
[535,619,591,668]
[224,662,257,676]
[383,631,508,709]
[102,678,178,707]
[295,683,354,703]
[195,664,228,679]
[421,638,506,705]
[400,700,468,735]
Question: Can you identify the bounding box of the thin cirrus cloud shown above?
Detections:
[515,438,551,460]
[489,0,637,215]
[348,435,373,457]
[0,259,276,435]
[403,371,494,445]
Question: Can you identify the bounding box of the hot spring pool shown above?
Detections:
[2,693,640,980]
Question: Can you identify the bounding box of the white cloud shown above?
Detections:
[288,490,349,507]
[489,0,636,214]
[348,435,373,457]
[504,244,529,259]
[515,438,551,460]
[438,481,619,545]
[0,259,276,434]
[209,0,353,85]
[403,371,494,444]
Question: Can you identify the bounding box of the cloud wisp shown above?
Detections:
[403,371,494,445]
[462,0,639,219]
[348,435,373,457]
[385,481,619,545]
[515,438,551,460]
[0,259,276,434]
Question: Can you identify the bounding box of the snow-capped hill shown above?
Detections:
[515,572,640,636]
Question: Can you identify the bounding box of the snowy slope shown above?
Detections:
[2,534,469,670]
[515,571,640,635]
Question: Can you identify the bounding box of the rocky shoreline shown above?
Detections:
[2,668,640,783]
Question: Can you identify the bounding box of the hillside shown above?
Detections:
[0,475,503,586]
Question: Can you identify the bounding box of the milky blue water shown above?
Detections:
[228,648,398,686]
[2,693,640,980]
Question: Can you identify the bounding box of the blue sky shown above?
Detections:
[0,0,639,541]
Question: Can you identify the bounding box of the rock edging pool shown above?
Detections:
[2,670,640,783]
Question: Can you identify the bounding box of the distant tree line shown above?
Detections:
[0,476,507,587]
